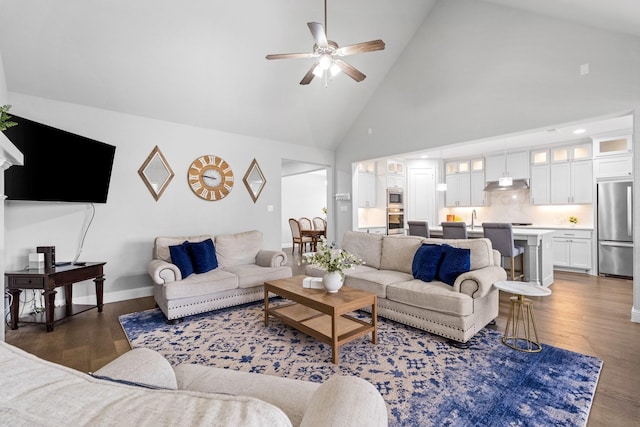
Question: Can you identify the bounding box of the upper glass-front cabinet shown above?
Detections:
[531,149,549,164]
[593,134,632,157]
[550,143,592,163]
[470,158,484,171]
[445,159,478,174]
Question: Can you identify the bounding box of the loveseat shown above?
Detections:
[308,231,507,345]
[148,230,292,322]
[0,341,388,427]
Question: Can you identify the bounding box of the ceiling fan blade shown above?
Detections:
[333,59,366,82]
[300,63,319,85]
[335,39,386,56]
[307,22,328,47]
[266,52,316,60]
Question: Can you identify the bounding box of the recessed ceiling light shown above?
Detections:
[573,128,586,134]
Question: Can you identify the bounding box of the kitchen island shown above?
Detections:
[429,226,556,287]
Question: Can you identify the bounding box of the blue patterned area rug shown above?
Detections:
[119,301,602,427]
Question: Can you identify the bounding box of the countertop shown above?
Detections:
[429,226,557,237]
[357,224,594,234]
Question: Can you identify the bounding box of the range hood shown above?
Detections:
[483,179,529,192]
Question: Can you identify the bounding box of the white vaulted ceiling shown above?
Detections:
[0,0,638,151]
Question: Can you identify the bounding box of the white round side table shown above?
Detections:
[493,281,552,353]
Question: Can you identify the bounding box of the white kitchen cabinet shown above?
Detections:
[485,151,529,182]
[530,164,550,205]
[570,160,593,203]
[550,162,570,204]
[550,160,592,204]
[470,171,486,206]
[445,173,471,207]
[531,149,549,165]
[357,172,376,208]
[445,160,470,175]
[593,134,632,157]
[444,159,483,207]
[387,174,405,188]
[594,154,633,178]
[551,143,591,162]
[553,229,592,271]
[386,160,405,175]
[374,159,404,201]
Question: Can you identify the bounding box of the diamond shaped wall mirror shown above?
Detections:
[243,158,266,203]
[138,146,174,201]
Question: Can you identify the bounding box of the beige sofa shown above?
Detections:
[0,341,388,427]
[148,230,292,321]
[309,232,507,345]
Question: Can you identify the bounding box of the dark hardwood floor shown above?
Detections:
[4,254,639,426]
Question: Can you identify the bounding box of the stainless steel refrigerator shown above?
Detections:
[597,181,633,278]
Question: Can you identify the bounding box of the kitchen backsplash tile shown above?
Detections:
[441,188,594,228]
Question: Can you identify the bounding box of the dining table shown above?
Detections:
[300,229,325,251]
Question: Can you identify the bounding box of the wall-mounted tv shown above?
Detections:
[3,115,117,203]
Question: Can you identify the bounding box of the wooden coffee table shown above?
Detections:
[264,275,377,364]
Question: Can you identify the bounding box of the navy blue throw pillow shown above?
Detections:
[189,238,218,274]
[412,244,444,282]
[437,244,471,286]
[169,241,194,279]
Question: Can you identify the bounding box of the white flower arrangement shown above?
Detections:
[301,236,363,276]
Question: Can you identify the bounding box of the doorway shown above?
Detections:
[281,160,328,250]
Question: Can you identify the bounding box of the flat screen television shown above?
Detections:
[3,115,117,203]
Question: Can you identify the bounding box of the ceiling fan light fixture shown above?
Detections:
[312,65,324,78]
[319,54,332,70]
[265,0,385,85]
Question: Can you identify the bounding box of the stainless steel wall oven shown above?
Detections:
[386,187,405,235]
[387,207,405,235]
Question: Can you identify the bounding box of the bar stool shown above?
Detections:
[407,220,430,238]
[441,222,468,239]
[482,222,525,280]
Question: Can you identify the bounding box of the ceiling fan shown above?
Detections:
[265,0,385,85]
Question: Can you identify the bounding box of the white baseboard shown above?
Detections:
[72,286,154,305]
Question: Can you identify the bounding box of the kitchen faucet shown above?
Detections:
[471,209,477,228]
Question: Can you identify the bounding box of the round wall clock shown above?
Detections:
[187,155,234,201]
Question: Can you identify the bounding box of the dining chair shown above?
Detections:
[482,222,525,280]
[407,220,430,238]
[312,217,327,237]
[288,218,313,254]
[298,217,313,231]
[441,222,468,239]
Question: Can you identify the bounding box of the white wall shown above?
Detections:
[4,93,334,307]
[281,170,327,248]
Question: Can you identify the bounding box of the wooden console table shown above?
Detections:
[6,262,106,332]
